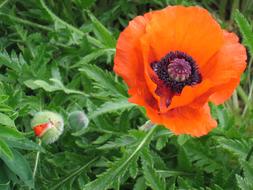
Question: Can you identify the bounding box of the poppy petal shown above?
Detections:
[209,78,240,104]
[114,14,159,111]
[143,6,224,67]
[205,31,247,104]
[113,15,148,88]
[147,104,217,137]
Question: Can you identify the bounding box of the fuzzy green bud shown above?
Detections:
[68,111,89,131]
[31,111,64,144]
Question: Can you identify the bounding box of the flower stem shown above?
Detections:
[0,12,53,31]
[33,139,42,179]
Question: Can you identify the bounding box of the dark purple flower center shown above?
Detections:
[167,58,192,82]
[151,51,202,94]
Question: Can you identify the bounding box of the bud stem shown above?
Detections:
[33,139,42,179]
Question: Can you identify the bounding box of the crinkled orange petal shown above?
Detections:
[114,15,147,88]
[164,104,217,137]
[209,78,240,104]
[205,31,247,104]
[114,14,159,112]
[147,103,217,137]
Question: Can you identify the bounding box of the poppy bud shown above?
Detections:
[68,111,89,131]
[31,111,64,144]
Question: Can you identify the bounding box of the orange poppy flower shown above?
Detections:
[114,6,247,136]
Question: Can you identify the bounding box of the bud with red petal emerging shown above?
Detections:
[31,111,64,144]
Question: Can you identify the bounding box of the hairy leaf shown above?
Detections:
[79,64,126,96]
[0,149,34,188]
[88,99,134,119]
[0,139,13,159]
[83,126,156,190]
[234,10,253,55]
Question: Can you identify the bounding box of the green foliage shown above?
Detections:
[0,139,13,159]
[0,0,253,189]
[86,10,116,48]
[24,78,86,95]
[141,150,167,190]
[0,149,34,188]
[84,126,157,190]
[0,112,15,127]
[0,125,23,139]
[89,99,134,119]
[216,137,251,158]
[79,64,126,97]
[234,10,253,55]
[236,161,253,190]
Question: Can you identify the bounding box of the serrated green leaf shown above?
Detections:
[155,136,168,150]
[236,174,253,190]
[92,134,112,145]
[177,147,192,171]
[184,141,221,173]
[129,157,138,178]
[141,158,166,190]
[87,11,116,47]
[98,135,135,150]
[0,113,15,127]
[5,138,44,152]
[50,157,98,190]
[0,139,13,159]
[0,149,34,188]
[0,125,23,139]
[39,0,103,47]
[177,176,193,189]
[241,161,253,182]
[24,78,85,95]
[0,50,24,71]
[88,99,134,119]
[79,64,126,96]
[216,137,250,158]
[133,176,147,190]
[140,147,166,190]
[177,135,191,146]
[157,170,193,177]
[71,48,115,68]
[234,10,253,55]
[83,126,156,190]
